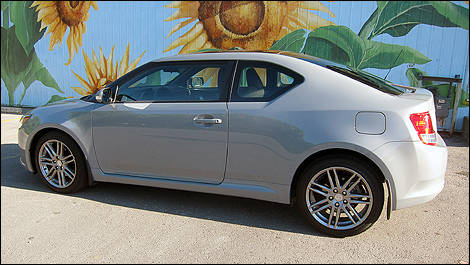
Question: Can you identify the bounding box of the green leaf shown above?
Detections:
[269,29,307,53]
[358,41,431,69]
[1,26,32,105]
[367,1,468,40]
[1,1,9,11]
[302,37,350,66]
[302,26,365,68]
[358,8,379,39]
[19,50,63,104]
[45,95,68,105]
[301,25,431,70]
[431,1,469,30]
[10,1,45,55]
[406,68,433,87]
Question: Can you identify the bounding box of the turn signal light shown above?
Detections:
[20,114,32,125]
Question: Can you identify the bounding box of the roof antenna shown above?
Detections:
[384,49,404,80]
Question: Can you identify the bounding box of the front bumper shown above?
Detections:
[18,126,35,173]
[374,134,447,210]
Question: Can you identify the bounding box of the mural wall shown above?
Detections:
[1,1,469,130]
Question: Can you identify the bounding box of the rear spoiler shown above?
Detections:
[389,83,417,93]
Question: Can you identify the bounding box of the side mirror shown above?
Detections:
[191,77,204,88]
[96,87,110,103]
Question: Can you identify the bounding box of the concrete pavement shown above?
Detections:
[1,113,468,263]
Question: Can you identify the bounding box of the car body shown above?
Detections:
[18,51,447,236]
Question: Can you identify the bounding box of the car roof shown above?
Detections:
[151,50,340,68]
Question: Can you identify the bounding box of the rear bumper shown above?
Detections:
[374,134,447,210]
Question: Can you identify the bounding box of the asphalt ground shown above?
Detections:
[1,113,469,263]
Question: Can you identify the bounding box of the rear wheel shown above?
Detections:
[34,131,88,193]
[296,155,384,237]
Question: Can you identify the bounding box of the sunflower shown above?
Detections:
[31,1,98,65]
[71,44,145,95]
[164,1,335,54]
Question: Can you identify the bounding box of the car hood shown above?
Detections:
[31,97,99,121]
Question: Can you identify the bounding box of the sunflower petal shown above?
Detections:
[179,31,207,54]
[166,17,196,38]
[65,28,75,65]
[164,1,199,21]
[165,1,182,8]
[30,1,41,8]
[127,51,146,72]
[199,41,214,50]
[45,16,60,35]
[82,49,99,84]
[40,9,58,25]
[107,45,115,80]
[113,61,119,79]
[48,18,62,50]
[298,1,335,18]
[40,20,48,31]
[71,86,91,96]
[37,6,56,22]
[118,43,130,77]
[71,70,92,91]
[291,9,335,31]
[72,28,79,55]
[92,49,99,68]
[77,23,83,47]
[99,47,107,77]
[56,22,67,48]
[164,22,203,53]
[91,1,98,10]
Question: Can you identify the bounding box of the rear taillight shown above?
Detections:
[410,111,436,145]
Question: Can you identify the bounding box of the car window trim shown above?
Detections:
[227,60,239,103]
[112,60,237,103]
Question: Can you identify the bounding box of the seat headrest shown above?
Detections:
[246,68,263,89]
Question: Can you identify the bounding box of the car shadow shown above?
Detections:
[1,143,326,237]
[440,132,469,147]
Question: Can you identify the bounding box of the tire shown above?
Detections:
[296,155,384,237]
[34,131,88,193]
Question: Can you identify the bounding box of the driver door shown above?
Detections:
[91,61,235,184]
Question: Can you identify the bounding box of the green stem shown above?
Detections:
[3,6,9,29]
[8,91,14,105]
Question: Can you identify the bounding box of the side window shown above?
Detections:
[116,62,233,102]
[128,70,178,88]
[232,61,303,102]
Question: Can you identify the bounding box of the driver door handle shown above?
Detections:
[193,117,222,124]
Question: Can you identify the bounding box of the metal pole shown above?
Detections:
[450,80,463,136]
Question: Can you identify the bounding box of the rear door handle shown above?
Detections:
[193,117,222,124]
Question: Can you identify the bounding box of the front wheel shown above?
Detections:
[34,131,88,193]
[296,156,384,237]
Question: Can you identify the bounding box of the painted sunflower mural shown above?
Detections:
[164,1,335,54]
[71,44,145,95]
[31,1,98,65]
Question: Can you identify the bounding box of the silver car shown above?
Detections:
[18,51,447,237]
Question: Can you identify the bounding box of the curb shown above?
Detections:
[1,106,35,115]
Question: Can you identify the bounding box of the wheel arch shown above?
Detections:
[290,144,396,218]
[27,125,94,186]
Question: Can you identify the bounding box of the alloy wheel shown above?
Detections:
[305,167,373,230]
[38,139,77,189]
